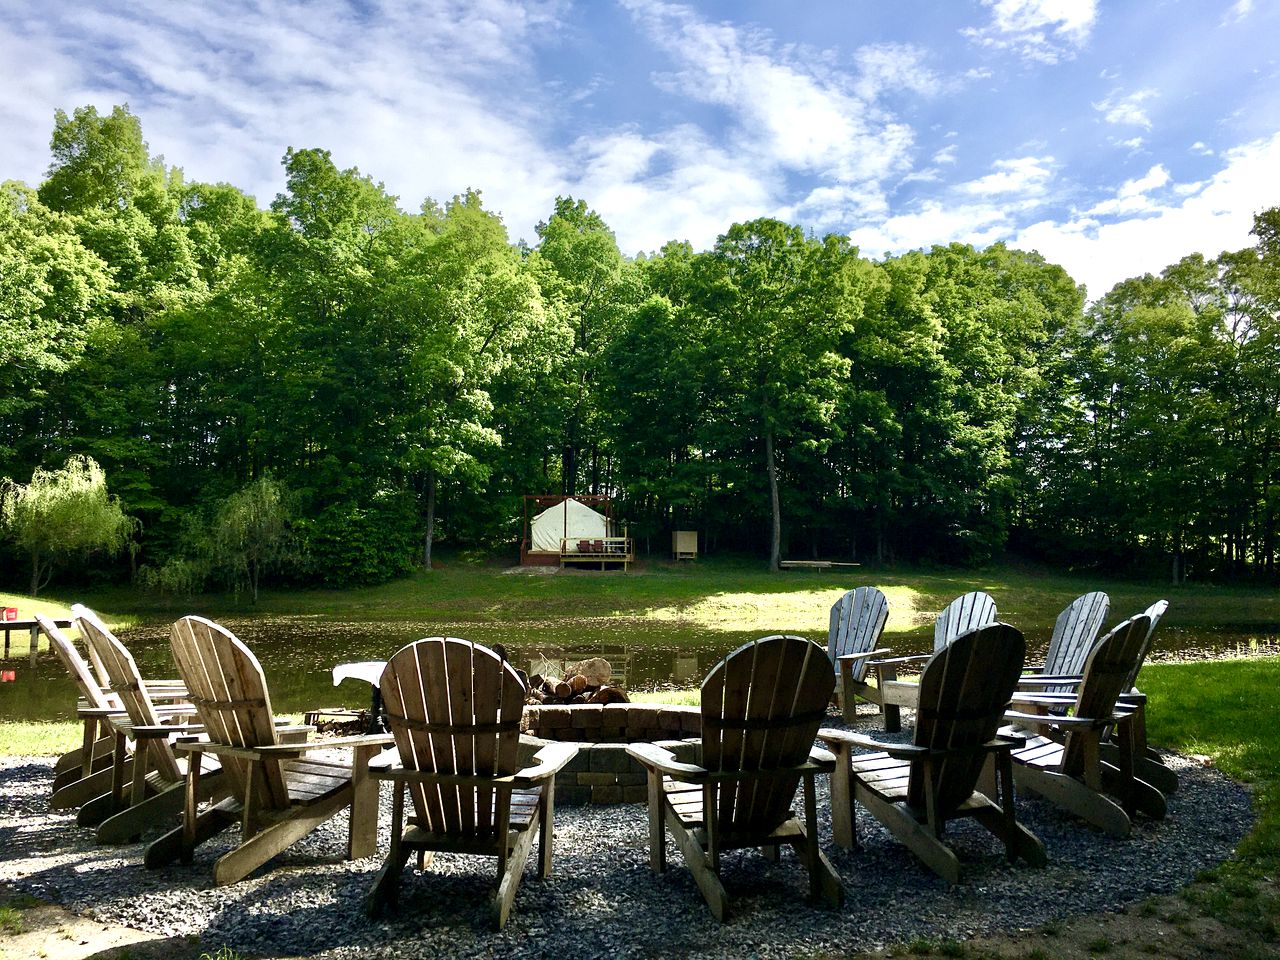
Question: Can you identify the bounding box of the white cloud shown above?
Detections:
[1093,88,1159,128]
[620,0,921,184]
[1191,141,1215,155]
[566,125,777,253]
[957,155,1055,197]
[963,0,1098,64]
[1117,137,1145,150]
[1223,0,1254,24]
[1013,133,1280,297]
[933,144,959,164]
[848,200,1012,256]
[1085,163,1170,215]
[0,0,572,241]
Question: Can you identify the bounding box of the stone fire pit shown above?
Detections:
[518,702,701,804]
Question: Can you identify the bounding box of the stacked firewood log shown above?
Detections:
[521,656,629,705]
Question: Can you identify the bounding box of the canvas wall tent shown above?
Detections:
[529,498,611,553]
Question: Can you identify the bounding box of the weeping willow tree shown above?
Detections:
[209,474,292,603]
[1,455,135,595]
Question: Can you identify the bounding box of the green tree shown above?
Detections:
[209,475,292,603]
[694,219,858,569]
[1,455,135,595]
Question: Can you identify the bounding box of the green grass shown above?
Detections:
[47,554,1280,642]
[0,722,79,756]
[1142,658,1280,878]
[0,907,21,935]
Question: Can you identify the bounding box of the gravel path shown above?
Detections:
[0,714,1252,960]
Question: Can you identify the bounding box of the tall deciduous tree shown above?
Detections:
[1,455,135,594]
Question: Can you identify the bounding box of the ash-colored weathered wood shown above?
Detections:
[820,622,1044,884]
[368,637,575,930]
[627,634,842,921]
[826,587,891,723]
[71,605,219,841]
[866,591,998,733]
[145,616,388,885]
[1038,592,1110,688]
[1004,612,1165,837]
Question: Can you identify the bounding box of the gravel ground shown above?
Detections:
[0,710,1252,960]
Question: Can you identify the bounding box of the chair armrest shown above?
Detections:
[1017,675,1083,687]
[76,706,129,719]
[254,733,394,757]
[132,723,206,739]
[869,653,931,668]
[836,648,892,664]
[817,727,930,758]
[512,742,579,786]
[1009,692,1077,706]
[1003,709,1112,729]
[626,742,709,782]
[808,746,837,768]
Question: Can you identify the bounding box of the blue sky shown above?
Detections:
[2,0,1279,297]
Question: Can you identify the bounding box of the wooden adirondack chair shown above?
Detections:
[827,586,891,723]
[72,605,220,842]
[366,637,578,929]
[869,591,998,733]
[144,616,388,885]
[1021,599,1175,796]
[42,614,129,805]
[1037,591,1111,679]
[626,634,843,922]
[1003,612,1167,837]
[43,612,189,810]
[818,623,1045,885]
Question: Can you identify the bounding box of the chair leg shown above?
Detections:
[493,819,537,930]
[856,784,961,885]
[801,775,843,907]
[538,782,555,879]
[829,744,856,850]
[213,786,351,886]
[645,771,666,873]
[665,803,729,922]
[368,782,410,917]
[1011,764,1130,837]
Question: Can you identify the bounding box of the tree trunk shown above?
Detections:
[423,474,437,570]
[766,427,781,571]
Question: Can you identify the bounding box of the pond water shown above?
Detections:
[2,615,1278,723]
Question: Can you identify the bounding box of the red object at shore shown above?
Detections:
[0,670,15,682]
[2,607,16,621]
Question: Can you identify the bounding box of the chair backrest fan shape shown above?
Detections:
[1043,591,1111,676]
[380,637,525,839]
[77,605,181,782]
[39,614,111,711]
[1063,613,1152,775]
[933,591,998,651]
[910,623,1024,814]
[827,586,890,681]
[170,615,286,809]
[700,634,834,836]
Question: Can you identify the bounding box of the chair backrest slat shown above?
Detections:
[381,637,525,839]
[1125,600,1168,691]
[827,586,890,683]
[75,605,182,783]
[1062,613,1151,775]
[701,635,833,834]
[1043,591,1110,676]
[933,591,998,651]
[911,623,1024,813]
[37,614,111,711]
[170,616,285,808]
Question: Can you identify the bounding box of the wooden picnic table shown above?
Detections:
[2,617,73,666]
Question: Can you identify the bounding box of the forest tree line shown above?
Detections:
[4,104,1280,591]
